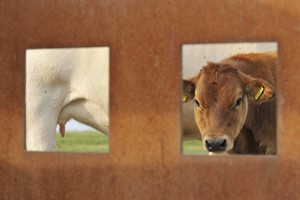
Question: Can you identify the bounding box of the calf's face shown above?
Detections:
[183,64,275,153]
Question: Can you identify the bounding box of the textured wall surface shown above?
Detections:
[0,1,299,200]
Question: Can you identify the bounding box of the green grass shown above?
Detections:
[56,131,207,155]
[56,131,108,152]
[182,140,208,155]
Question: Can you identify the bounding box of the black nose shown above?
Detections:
[205,139,227,152]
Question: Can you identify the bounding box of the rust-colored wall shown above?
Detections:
[0,1,299,200]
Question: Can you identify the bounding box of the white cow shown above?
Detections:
[26,47,109,151]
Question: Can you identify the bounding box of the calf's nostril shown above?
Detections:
[219,139,226,148]
[205,140,212,148]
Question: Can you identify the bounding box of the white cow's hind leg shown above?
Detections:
[26,92,62,151]
[26,113,58,151]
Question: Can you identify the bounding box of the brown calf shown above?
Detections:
[183,52,277,154]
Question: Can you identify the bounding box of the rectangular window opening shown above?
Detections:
[181,42,278,156]
[25,47,110,153]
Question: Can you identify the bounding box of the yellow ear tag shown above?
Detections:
[255,86,264,100]
[182,95,188,103]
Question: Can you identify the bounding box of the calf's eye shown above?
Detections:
[194,99,201,108]
[235,97,243,107]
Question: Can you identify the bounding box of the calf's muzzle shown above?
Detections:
[205,138,227,152]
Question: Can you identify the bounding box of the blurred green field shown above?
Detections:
[56,131,109,152]
[56,131,207,155]
[182,140,208,155]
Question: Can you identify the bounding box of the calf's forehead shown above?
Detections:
[195,70,244,103]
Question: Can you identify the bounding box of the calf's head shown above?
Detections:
[183,63,275,153]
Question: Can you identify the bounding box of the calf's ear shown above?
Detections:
[182,80,195,103]
[245,78,276,104]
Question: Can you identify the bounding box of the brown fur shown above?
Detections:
[230,127,266,154]
[183,52,276,154]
